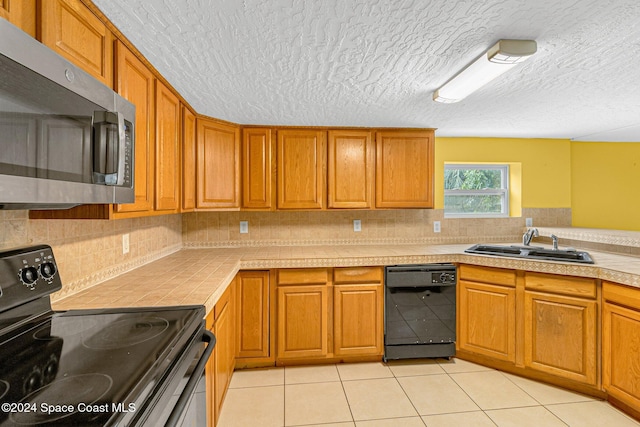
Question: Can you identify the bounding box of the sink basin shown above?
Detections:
[465,244,594,264]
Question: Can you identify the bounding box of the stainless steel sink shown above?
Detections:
[465,244,594,264]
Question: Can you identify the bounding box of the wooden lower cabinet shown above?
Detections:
[458,265,517,363]
[458,264,601,393]
[276,270,329,360]
[206,281,236,426]
[524,290,597,385]
[333,267,383,357]
[603,281,640,414]
[236,271,273,365]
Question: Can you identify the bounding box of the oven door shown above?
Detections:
[134,330,215,427]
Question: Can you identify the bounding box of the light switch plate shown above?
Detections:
[240,221,249,234]
[526,217,533,227]
[433,221,441,233]
[353,219,361,232]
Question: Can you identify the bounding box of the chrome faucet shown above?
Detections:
[551,234,559,250]
[522,228,539,246]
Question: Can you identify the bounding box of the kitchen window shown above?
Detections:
[444,164,509,217]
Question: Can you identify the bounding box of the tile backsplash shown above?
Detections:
[182,208,572,247]
[0,208,570,301]
[0,211,182,301]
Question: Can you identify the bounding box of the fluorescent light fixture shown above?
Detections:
[433,39,537,103]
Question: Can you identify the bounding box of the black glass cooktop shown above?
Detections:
[0,306,204,426]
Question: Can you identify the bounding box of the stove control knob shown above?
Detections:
[40,262,57,280]
[19,267,39,287]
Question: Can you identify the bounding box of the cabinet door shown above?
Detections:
[604,301,640,408]
[181,105,197,212]
[205,310,216,427]
[236,271,271,359]
[334,283,383,356]
[0,0,36,37]
[375,130,434,208]
[39,0,112,86]
[276,130,325,209]
[524,291,597,385]
[113,41,155,214]
[277,285,328,359]
[242,128,274,209]
[197,119,240,209]
[155,81,181,212]
[328,130,374,209]
[213,283,236,425]
[458,280,516,363]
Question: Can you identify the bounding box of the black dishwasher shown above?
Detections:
[384,264,457,361]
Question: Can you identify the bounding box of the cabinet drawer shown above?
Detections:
[459,264,516,287]
[603,281,640,310]
[334,267,382,284]
[277,268,328,285]
[525,272,596,299]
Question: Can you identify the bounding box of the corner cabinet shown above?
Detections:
[276,130,326,210]
[236,271,273,366]
[375,130,434,208]
[197,119,241,209]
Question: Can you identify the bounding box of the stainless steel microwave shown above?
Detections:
[0,19,135,209]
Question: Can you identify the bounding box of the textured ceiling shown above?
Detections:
[93,0,640,141]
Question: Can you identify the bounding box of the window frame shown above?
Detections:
[444,164,510,218]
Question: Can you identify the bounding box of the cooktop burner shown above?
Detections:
[82,316,170,350]
[10,374,113,425]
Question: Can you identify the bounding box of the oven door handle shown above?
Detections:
[165,330,216,427]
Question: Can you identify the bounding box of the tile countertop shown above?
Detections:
[51,243,640,315]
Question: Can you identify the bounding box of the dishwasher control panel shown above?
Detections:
[385,264,457,288]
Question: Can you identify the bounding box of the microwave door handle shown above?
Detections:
[116,112,126,186]
[93,111,126,186]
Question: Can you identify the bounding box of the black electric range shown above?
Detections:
[0,245,214,426]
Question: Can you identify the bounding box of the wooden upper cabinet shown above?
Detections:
[113,40,155,215]
[276,130,326,210]
[182,105,197,212]
[375,130,434,208]
[39,0,113,86]
[242,128,274,210]
[197,118,240,209]
[155,80,181,212]
[1,0,36,37]
[328,130,374,209]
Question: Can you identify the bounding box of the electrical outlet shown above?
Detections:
[122,233,130,254]
[433,221,441,233]
[353,219,361,232]
[526,217,533,227]
[240,221,249,234]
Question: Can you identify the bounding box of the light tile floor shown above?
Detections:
[217,359,640,427]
